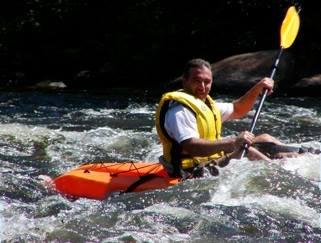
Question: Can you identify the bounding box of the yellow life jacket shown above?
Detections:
[155,90,224,171]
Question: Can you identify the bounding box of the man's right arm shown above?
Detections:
[165,104,255,157]
[180,131,255,157]
[181,136,236,156]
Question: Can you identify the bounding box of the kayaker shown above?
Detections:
[155,58,300,178]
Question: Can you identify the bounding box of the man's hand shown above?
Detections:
[234,131,255,151]
[255,77,274,95]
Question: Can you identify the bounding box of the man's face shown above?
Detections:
[183,66,213,100]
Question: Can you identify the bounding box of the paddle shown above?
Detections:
[240,6,300,158]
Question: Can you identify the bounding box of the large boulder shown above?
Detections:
[211,50,295,94]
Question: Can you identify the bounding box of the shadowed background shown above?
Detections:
[0,0,319,95]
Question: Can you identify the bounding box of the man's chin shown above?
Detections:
[196,94,207,100]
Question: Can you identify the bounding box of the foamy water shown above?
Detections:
[0,91,320,241]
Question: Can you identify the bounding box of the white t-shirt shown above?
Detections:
[164,101,233,143]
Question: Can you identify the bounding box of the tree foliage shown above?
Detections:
[0,0,318,90]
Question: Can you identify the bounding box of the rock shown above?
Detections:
[289,74,321,96]
[33,81,67,90]
[294,74,321,87]
[211,50,295,94]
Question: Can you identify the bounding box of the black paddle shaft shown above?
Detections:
[240,48,284,158]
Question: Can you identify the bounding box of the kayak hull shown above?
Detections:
[53,162,181,200]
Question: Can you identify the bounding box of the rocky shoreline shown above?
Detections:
[2,49,320,97]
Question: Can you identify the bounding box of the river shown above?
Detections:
[0,90,320,242]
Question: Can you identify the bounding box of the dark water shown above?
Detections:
[0,90,320,242]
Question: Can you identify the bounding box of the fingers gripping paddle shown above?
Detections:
[240,6,300,159]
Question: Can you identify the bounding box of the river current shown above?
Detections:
[0,90,320,242]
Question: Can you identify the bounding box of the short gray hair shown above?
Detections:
[183,58,211,79]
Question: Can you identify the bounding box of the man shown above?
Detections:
[155,58,297,178]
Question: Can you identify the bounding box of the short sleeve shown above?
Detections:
[164,103,199,143]
[216,102,234,122]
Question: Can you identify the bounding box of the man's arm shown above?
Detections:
[230,77,274,119]
[180,131,255,157]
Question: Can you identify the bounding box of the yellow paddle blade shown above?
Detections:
[280,6,300,48]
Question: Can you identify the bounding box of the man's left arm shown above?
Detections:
[230,77,274,119]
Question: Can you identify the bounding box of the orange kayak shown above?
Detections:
[53,162,181,200]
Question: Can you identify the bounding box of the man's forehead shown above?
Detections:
[189,66,212,75]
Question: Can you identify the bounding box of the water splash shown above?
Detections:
[0,92,321,241]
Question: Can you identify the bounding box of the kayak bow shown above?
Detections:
[53,162,181,200]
